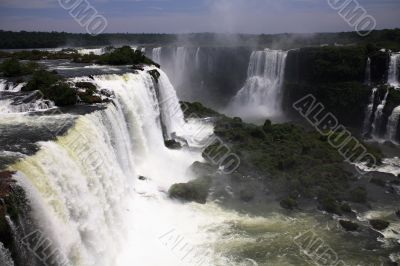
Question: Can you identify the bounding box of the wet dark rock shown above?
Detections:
[132,65,144,71]
[349,187,368,203]
[168,176,211,204]
[319,196,342,215]
[239,188,255,202]
[100,89,114,98]
[340,203,353,214]
[79,95,102,104]
[147,69,160,83]
[396,210,400,218]
[0,171,16,198]
[75,82,97,93]
[280,197,298,210]
[138,176,147,181]
[369,219,390,231]
[188,161,217,176]
[339,220,359,231]
[369,177,386,187]
[164,139,182,150]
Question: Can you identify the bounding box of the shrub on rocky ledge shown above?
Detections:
[0,58,39,77]
[22,70,77,106]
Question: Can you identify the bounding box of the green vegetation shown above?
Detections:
[0,58,39,77]
[180,101,221,119]
[183,102,382,211]
[0,29,400,51]
[285,46,368,83]
[283,81,371,128]
[168,176,212,204]
[22,70,77,106]
[1,46,158,68]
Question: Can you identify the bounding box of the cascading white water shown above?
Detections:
[372,88,389,137]
[388,53,400,88]
[226,49,287,120]
[77,48,105,56]
[0,81,25,92]
[0,98,55,114]
[362,87,377,135]
[152,47,162,64]
[8,68,217,266]
[365,57,371,86]
[195,47,201,69]
[173,47,188,87]
[386,105,400,142]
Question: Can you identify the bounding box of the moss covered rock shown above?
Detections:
[339,220,359,231]
[280,197,298,210]
[164,140,182,150]
[369,219,390,231]
[168,176,211,204]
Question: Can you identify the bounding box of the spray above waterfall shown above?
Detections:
[226,49,287,121]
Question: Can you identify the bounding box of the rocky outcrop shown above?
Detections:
[369,219,390,231]
[168,176,211,204]
[339,220,359,231]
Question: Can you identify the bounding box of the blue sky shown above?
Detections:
[0,0,399,33]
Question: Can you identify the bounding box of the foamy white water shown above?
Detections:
[152,47,162,64]
[8,69,218,266]
[388,53,400,88]
[372,88,390,138]
[386,105,400,142]
[363,87,377,135]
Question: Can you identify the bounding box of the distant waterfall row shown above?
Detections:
[148,46,251,107]
[226,49,288,121]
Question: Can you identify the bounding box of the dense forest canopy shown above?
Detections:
[0,29,400,50]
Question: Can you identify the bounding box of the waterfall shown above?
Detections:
[226,49,288,120]
[7,68,214,266]
[362,87,377,136]
[0,98,55,114]
[195,47,201,69]
[365,57,371,86]
[152,47,162,64]
[0,81,25,92]
[388,53,400,88]
[386,105,400,142]
[371,88,389,138]
[174,47,188,87]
